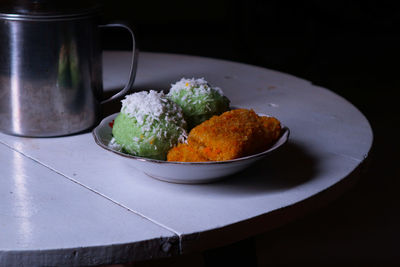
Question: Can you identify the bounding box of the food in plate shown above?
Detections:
[167,77,230,129]
[110,90,187,160]
[166,141,209,162]
[167,109,281,162]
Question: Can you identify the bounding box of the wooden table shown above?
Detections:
[0,51,373,266]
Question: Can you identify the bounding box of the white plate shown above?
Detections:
[92,113,289,184]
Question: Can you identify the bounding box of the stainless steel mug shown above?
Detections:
[0,1,137,137]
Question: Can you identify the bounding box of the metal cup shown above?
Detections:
[0,8,137,137]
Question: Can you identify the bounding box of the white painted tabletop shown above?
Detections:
[0,51,373,266]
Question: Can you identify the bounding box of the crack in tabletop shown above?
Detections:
[0,139,185,254]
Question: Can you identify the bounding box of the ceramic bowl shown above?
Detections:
[92,113,289,184]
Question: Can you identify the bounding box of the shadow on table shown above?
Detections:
[194,142,319,196]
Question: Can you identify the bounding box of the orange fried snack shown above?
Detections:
[167,143,209,162]
[167,109,281,162]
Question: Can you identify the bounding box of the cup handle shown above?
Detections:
[99,23,138,104]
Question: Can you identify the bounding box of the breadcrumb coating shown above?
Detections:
[167,143,209,162]
[167,109,281,162]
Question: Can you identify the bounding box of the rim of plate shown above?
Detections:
[92,113,290,166]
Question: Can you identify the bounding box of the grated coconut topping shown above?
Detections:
[121,90,181,125]
[169,77,224,96]
[119,90,187,146]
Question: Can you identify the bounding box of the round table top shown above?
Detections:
[0,51,373,266]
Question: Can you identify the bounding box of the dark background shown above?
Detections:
[101,0,399,266]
